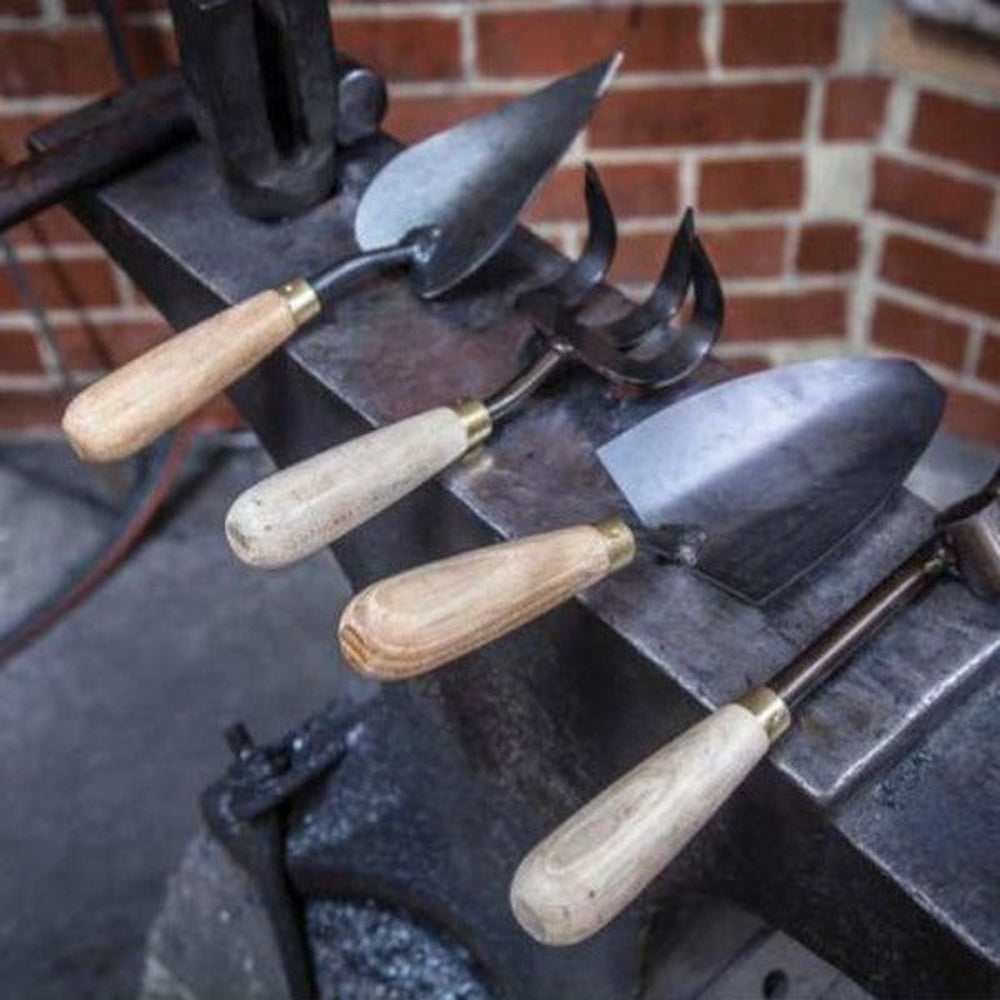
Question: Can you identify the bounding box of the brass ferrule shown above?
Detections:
[594,517,636,571]
[451,399,493,448]
[277,278,321,326]
[737,686,791,743]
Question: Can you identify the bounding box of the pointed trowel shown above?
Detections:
[337,358,944,680]
[61,55,621,463]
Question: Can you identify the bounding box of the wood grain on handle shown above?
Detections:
[510,690,791,946]
[226,402,492,569]
[338,520,635,680]
[61,282,318,463]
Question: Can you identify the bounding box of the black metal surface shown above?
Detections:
[169,0,340,220]
[45,102,1000,996]
[201,713,356,1000]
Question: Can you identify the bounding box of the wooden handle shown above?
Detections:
[510,689,791,946]
[338,519,636,680]
[225,401,492,569]
[61,282,318,462]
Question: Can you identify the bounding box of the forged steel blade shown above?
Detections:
[354,54,621,297]
[597,358,945,602]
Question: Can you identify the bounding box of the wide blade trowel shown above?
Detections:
[62,55,621,463]
[337,358,944,680]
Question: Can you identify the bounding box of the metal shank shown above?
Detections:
[305,234,425,306]
[770,539,949,708]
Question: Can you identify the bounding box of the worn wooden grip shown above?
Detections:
[338,520,635,680]
[226,404,490,569]
[62,287,309,463]
[510,702,783,946]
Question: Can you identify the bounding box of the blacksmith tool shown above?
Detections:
[336,358,943,680]
[61,55,619,463]
[1,62,385,236]
[510,468,1000,946]
[169,0,341,219]
[225,165,721,569]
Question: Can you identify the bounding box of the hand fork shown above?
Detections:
[226,164,721,571]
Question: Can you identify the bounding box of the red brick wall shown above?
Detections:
[2,0,998,446]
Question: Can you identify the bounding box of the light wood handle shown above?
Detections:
[61,283,318,463]
[225,402,492,569]
[338,520,636,679]
[510,690,791,946]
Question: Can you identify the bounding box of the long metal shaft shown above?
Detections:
[769,538,950,708]
[485,342,571,422]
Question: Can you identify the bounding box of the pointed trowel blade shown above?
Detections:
[597,358,945,603]
[354,54,622,298]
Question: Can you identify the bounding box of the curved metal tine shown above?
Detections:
[572,234,724,388]
[595,207,696,350]
[515,161,617,323]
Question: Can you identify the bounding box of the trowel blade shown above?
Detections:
[354,54,621,298]
[597,358,945,603]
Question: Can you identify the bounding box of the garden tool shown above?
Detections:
[224,165,722,569]
[61,55,620,464]
[336,357,944,680]
[510,467,1000,947]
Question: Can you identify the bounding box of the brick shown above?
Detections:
[797,222,859,274]
[0,391,64,431]
[699,225,787,278]
[872,156,994,242]
[55,320,171,371]
[191,395,244,431]
[126,26,179,78]
[7,207,92,248]
[699,157,803,212]
[979,335,1000,384]
[722,2,841,67]
[0,113,50,165]
[881,234,1000,319]
[822,76,891,140]
[385,94,508,145]
[0,332,43,373]
[476,7,703,77]
[65,0,164,11]
[4,0,39,16]
[527,163,680,223]
[611,226,785,285]
[590,82,808,148]
[336,17,461,82]
[0,25,175,97]
[726,289,846,340]
[871,298,967,371]
[911,91,1000,175]
[723,354,773,375]
[943,389,1000,447]
[0,28,119,96]
[607,232,670,285]
[0,257,119,310]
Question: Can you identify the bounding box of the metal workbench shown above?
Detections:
[52,120,999,997]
